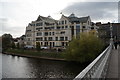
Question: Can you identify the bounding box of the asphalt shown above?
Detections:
[106,45,119,79]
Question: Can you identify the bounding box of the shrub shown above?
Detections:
[36,42,41,51]
[65,33,104,63]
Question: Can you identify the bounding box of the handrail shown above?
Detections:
[74,43,112,80]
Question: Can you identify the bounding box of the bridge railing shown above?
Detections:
[74,42,113,80]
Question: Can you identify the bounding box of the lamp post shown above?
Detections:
[110,23,113,45]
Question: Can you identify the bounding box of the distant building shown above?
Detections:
[14,35,26,48]
[96,22,120,44]
[25,13,96,49]
[112,23,120,40]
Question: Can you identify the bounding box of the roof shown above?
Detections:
[62,14,89,23]
[36,15,56,23]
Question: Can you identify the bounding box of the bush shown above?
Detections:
[65,33,104,63]
[36,42,41,51]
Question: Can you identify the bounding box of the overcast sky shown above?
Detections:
[0,0,119,38]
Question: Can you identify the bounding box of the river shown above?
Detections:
[0,53,86,79]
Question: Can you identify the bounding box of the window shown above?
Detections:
[44,32,48,36]
[82,26,86,28]
[36,32,42,36]
[56,37,58,41]
[65,26,68,28]
[45,27,51,30]
[66,42,68,46]
[36,37,43,41]
[26,30,31,32]
[51,27,54,29]
[26,34,31,37]
[28,38,30,41]
[91,27,94,29]
[29,23,35,26]
[52,32,54,35]
[62,21,64,24]
[61,42,64,46]
[65,37,68,41]
[61,31,65,34]
[49,32,51,35]
[36,22,43,26]
[62,26,64,29]
[48,37,52,41]
[76,24,80,34]
[60,37,64,41]
[57,26,60,29]
[41,42,43,46]
[44,37,47,41]
[36,27,43,31]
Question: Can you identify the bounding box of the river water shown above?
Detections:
[1,53,86,79]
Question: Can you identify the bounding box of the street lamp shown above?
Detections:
[110,23,113,45]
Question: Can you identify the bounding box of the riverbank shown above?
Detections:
[3,49,66,61]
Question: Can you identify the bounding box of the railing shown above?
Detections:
[74,42,113,80]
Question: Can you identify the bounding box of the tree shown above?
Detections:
[16,43,20,49]
[2,34,13,51]
[11,42,16,49]
[20,42,25,49]
[36,42,41,51]
[65,33,104,63]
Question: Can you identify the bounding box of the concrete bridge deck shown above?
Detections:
[106,46,119,79]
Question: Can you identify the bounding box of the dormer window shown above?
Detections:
[62,21,64,25]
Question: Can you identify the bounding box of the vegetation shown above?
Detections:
[11,42,16,49]
[6,49,64,59]
[3,33,105,63]
[16,43,20,49]
[36,42,41,51]
[64,33,104,63]
[2,34,13,51]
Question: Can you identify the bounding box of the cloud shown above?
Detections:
[0,18,25,37]
[61,2,118,23]
[0,1,119,38]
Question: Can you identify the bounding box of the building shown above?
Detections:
[96,22,120,45]
[112,23,120,40]
[25,13,94,49]
[13,35,26,48]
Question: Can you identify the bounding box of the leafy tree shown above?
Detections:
[20,42,25,49]
[2,34,13,51]
[65,33,104,63]
[11,42,16,49]
[36,42,41,51]
[16,43,20,49]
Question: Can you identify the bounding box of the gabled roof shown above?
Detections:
[68,16,89,23]
[78,16,90,23]
[36,15,56,23]
[61,13,90,23]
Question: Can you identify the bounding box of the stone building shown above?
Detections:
[25,13,95,49]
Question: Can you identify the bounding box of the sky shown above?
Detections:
[0,0,119,38]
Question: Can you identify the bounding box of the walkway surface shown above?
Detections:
[106,46,119,79]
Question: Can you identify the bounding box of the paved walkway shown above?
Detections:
[106,46,119,79]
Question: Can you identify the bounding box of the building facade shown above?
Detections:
[25,13,94,49]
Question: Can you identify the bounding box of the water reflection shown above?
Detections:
[2,53,86,78]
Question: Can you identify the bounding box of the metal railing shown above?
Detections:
[74,42,113,80]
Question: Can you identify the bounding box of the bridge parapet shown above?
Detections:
[74,43,112,80]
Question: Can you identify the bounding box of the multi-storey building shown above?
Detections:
[25,13,93,49]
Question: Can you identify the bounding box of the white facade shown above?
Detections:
[25,14,93,49]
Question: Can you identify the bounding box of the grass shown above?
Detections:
[6,49,65,59]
